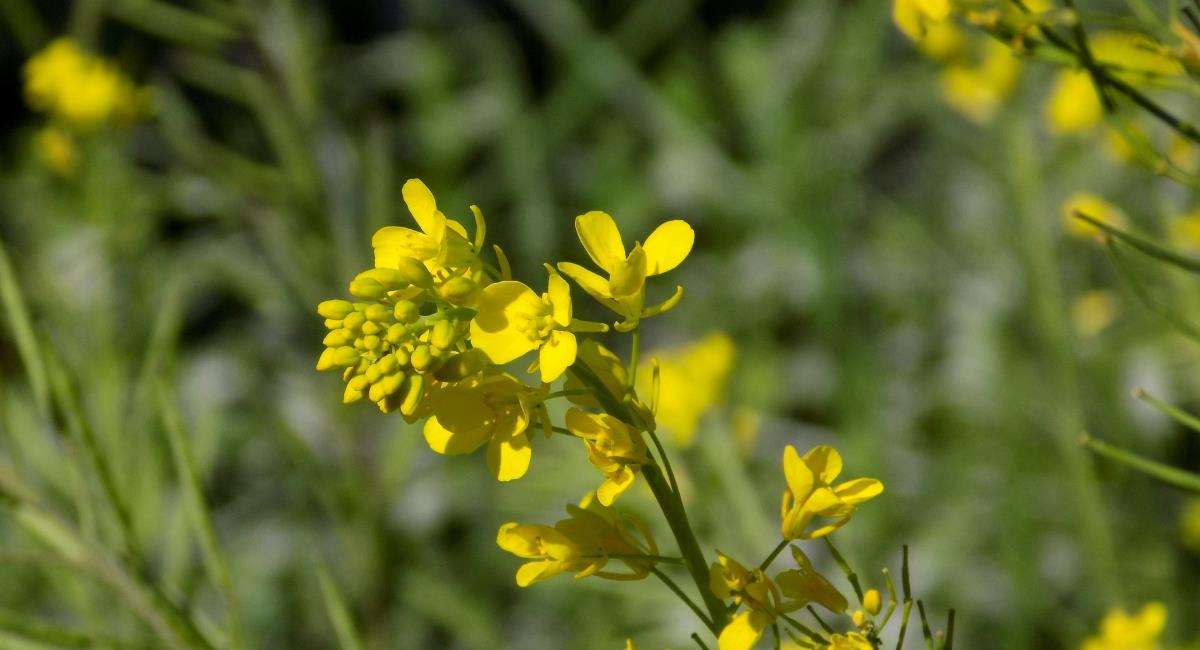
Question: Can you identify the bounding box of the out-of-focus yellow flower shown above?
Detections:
[916,19,969,61]
[471,267,607,383]
[825,633,874,650]
[1072,290,1118,338]
[497,491,655,586]
[939,40,1021,123]
[24,38,145,128]
[1081,602,1166,650]
[893,0,952,42]
[1180,497,1200,551]
[1047,69,1104,134]
[567,409,649,505]
[1061,193,1127,240]
[1172,22,1200,73]
[34,126,77,176]
[636,332,735,447]
[625,640,637,650]
[558,211,693,331]
[781,445,883,540]
[422,372,550,482]
[774,545,848,614]
[1168,210,1200,253]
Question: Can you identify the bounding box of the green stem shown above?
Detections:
[627,326,640,394]
[1133,388,1200,435]
[651,567,713,630]
[1082,434,1200,491]
[758,540,788,570]
[780,613,827,645]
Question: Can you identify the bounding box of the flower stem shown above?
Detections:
[758,539,788,570]
[651,567,713,630]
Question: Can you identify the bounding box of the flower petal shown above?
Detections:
[423,416,491,455]
[643,220,694,275]
[834,478,884,504]
[372,226,438,267]
[717,610,769,650]
[596,466,636,505]
[558,262,620,309]
[469,281,541,364]
[547,268,572,326]
[576,210,625,272]
[402,178,443,236]
[783,445,814,499]
[488,422,532,482]
[803,445,843,484]
[539,330,577,383]
[609,245,647,298]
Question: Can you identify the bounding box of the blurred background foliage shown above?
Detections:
[0,0,1199,648]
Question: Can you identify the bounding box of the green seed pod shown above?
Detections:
[395,257,433,289]
[317,299,355,319]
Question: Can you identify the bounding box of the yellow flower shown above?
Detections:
[1061,193,1127,240]
[826,633,874,650]
[564,339,656,430]
[774,546,848,614]
[1168,210,1200,253]
[372,179,486,306]
[566,409,649,505]
[496,491,656,586]
[558,211,693,331]
[422,372,550,482]
[710,553,783,650]
[35,126,77,176]
[780,445,883,540]
[24,38,143,128]
[637,332,735,446]
[892,0,952,42]
[1072,290,1118,338]
[1047,69,1103,134]
[470,267,607,383]
[1081,602,1166,650]
[939,41,1020,124]
[916,20,969,62]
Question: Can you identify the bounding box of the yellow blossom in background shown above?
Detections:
[1081,602,1166,650]
[1061,193,1127,240]
[916,19,969,61]
[939,40,1021,123]
[422,372,550,482]
[1168,210,1200,253]
[34,126,77,176]
[566,409,649,505]
[826,633,874,650]
[1180,497,1200,551]
[781,445,883,540]
[1047,69,1103,134]
[24,38,145,128]
[636,332,735,447]
[497,491,655,586]
[1072,290,1118,338]
[892,0,952,42]
[558,211,693,331]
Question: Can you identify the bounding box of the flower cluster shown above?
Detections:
[23,38,149,175]
[317,180,904,648]
[1081,602,1166,650]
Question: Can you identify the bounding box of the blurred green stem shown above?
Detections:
[1005,120,1120,601]
[1082,434,1200,491]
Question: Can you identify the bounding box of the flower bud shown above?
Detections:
[361,321,382,335]
[365,362,383,384]
[410,344,435,373]
[851,610,866,628]
[323,329,353,347]
[342,311,366,331]
[438,276,477,303]
[393,301,420,324]
[343,375,368,404]
[431,319,457,350]
[379,372,404,396]
[863,589,881,616]
[362,335,382,351]
[364,304,391,322]
[386,323,408,344]
[317,299,355,319]
[395,257,433,289]
[399,374,426,417]
[359,267,408,289]
[331,346,359,367]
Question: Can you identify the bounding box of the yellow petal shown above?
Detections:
[539,330,577,383]
[803,445,843,484]
[547,268,572,326]
[643,220,694,275]
[470,281,541,364]
[558,262,619,307]
[892,0,925,41]
[566,408,605,437]
[805,487,843,515]
[609,245,647,298]
[422,416,491,455]
[488,423,532,482]
[717,610,769,650]
[783,445,815,500]
[402,178,442,236]
[576,210,625,272]
[596,466,636,505]
[515,560,558,587]
[1047,69,1103,134]
[914,0,950,20]
[372,226,439,267]
[834,478,884,504]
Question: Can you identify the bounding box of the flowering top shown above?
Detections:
[1081,602,1166,650]
[566,409,649,505]
[24,38,146,128]
[781,445,883,540]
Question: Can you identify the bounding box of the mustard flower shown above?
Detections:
[566,409,649,505]
[710,552,783,650]
[781,445,883,541]
[564,340,655,430]
[636,332,734,447]
[24,38,145,128]
[825,633,874,650]
[1081,602,1166,650]
[939,40,1020,124]
[470,267,607,383]
[496,491,656,586]
[1168,210,1200,253]
[774,546,848,615]
[1071,290,1117,338]
[372,179,487,306]
[892,0,951,42]
[422,372,551,482]
[558,211,693,331]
